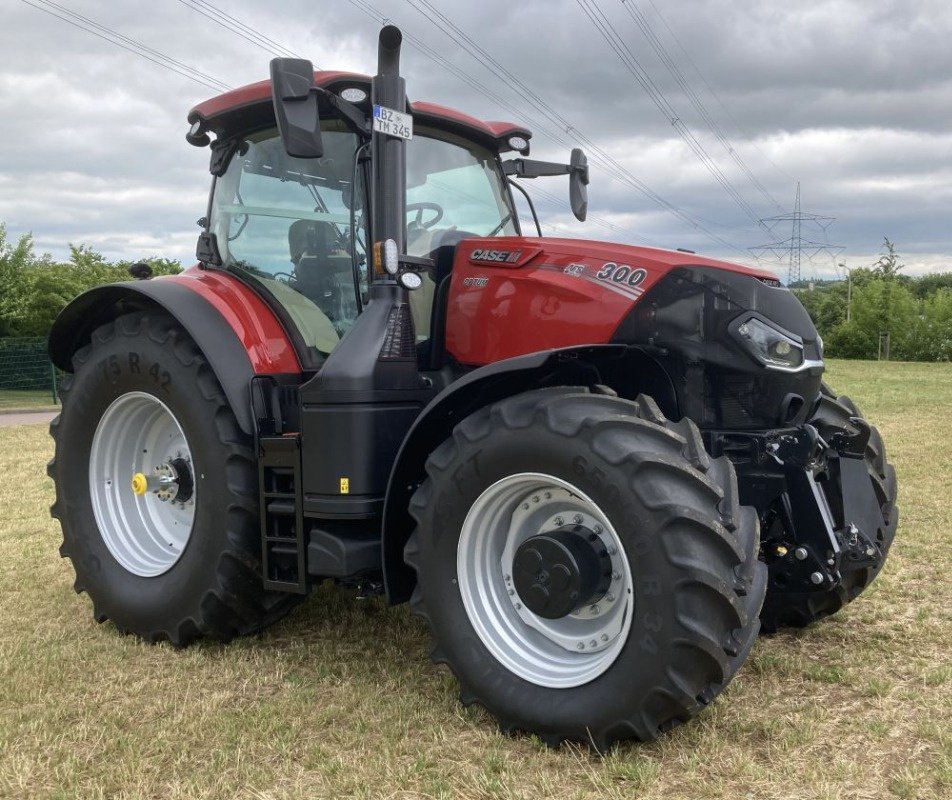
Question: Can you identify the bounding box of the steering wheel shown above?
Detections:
[406,201,444,230]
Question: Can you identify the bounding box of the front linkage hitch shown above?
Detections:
[709,423,885,597]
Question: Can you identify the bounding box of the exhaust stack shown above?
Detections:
[371,25,407,275]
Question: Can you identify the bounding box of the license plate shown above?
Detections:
[372,104,413,140]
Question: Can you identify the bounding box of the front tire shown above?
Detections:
[49,312,299,645]
[405,388,766,748]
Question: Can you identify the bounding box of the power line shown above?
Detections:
[577,0,769,233]
[393,0,748,256]
[618,0,783,211]
[20,0,231,93]
[644,0,795,184]
[176,0,304,60]
[349,0,671,248]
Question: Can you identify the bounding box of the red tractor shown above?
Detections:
[48,26,897,748]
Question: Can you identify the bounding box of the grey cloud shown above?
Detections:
[0,0,949,277]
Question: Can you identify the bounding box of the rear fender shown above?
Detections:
[48,271,301,435]
[381,343,679,603]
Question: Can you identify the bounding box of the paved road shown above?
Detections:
[0,410,57,427]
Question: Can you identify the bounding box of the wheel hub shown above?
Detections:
[458,476,633,688]
[130,457,194,504]
[512,527,611,619]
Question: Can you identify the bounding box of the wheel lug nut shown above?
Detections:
[515,603,522,609]
[522,503,529,510]
[612,571,621,581]
[508,589,515,596]
[810,572,824,585]
[795,547,808,560]
[607,545,617,556]
[554,516,564,526]
[577,642,585,650]
[606,593,615,602]
[544,492,551,499]
[573,514,583,524]
[594,524,603,534]
[590,605,599,614]
[505,574,511,582]
[532,495,540,504]
[590,639,597,647]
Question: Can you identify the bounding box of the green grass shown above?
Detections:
[0,359,949,799]
[0,389,58,411]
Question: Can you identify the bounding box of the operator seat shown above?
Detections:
[288,219,346,320]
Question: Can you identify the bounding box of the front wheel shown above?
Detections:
[405,388,766,748]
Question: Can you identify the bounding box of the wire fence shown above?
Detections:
[0,338,60,410]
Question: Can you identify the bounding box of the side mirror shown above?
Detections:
[569,147,589,222]
[270,58,324,158]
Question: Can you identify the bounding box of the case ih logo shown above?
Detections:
[469,249,522,264]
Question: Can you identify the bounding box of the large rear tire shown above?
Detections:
[404,388,766,748]
[759,383,899,632]
[48,312,299,645]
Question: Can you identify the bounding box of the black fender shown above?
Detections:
[49,280,257,435]
[381,343,667,604]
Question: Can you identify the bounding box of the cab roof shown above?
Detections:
[187,70,532,154]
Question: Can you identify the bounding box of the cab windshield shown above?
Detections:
[406,129,518,256]
[209,122,517,362]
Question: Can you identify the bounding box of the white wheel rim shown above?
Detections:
[457,473,633,688]
[88,391,196,577]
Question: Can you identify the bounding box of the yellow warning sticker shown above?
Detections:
[340,477,350,494]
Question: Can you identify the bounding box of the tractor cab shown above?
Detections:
[189,71,534,371]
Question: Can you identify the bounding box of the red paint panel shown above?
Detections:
[445,237,780,366]
[188,72,529,150]
[163,268,301,374]
[190,71,369,120]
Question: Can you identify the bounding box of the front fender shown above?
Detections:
[381,344,629,604]
[49,271,301,435]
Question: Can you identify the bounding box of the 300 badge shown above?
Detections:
[596,262,647,287]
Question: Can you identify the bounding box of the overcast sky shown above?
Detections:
[2,0,950,279]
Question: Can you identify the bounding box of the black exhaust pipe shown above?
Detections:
[371,25,406,277]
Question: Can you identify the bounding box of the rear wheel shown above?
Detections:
[759,384,899,631]
[405,388,766,748]
[49,312,299,644]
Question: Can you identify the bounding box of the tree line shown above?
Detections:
[2,224,951,360]
[0,224,181,338]
[792,239,952,361]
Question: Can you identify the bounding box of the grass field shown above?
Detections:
[0,389,58,412]
[0,360,949,799]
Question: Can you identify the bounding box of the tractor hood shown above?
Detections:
[443,234,821,429]
[443,235,788,365]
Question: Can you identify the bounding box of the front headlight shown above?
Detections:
[732,315,804,370]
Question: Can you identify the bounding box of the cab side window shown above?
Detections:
[209,123,366,360]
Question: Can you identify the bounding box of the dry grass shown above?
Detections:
[0,359,949,799]
[0,389,58,412]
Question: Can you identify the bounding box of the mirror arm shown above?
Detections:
[507,178,542,237]
[316,88,371,137]
[502,158,574,179]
